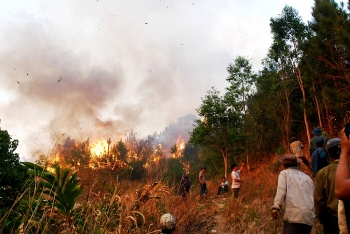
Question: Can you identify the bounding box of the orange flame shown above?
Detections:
[90,140,109,157]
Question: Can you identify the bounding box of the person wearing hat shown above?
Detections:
[309,127,328,155]
[198,166,207,200]
[271,154,315,234]
[290,137,311,170]
[311,137,330,176]
[314,138,340,234]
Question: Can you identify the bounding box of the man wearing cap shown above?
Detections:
[314,138,340,234]
[309,127,328,155]
[198,166,207,200]
[271,154,315,234]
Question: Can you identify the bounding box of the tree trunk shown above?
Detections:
[221,149,228,179]
[321,89,333,136]
[280,69,291,150]
[295,68,311,144]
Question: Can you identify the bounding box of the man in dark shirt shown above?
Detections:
[311,138,330,176]
[181,175,190,200]
[314,138,340,233]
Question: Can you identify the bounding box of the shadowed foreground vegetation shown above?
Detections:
[1,155,325,234]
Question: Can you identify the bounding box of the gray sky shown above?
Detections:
[0,0,315,160]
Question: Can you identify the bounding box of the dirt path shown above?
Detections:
[210,197,230,233]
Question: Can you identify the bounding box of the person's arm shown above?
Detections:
[240,163,245,172]
[335,128,350,200]
[271,171,287,218]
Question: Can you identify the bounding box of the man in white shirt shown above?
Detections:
[231,163,244,199]
[272,154,315,234]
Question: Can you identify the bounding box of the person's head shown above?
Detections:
[201,166,206,172]
[291,137,297,142]
[221,177,226,182]
[231,163,237,171]
[312,127,322,136]
[182,175,188,181]
[326,138,341,159]
[316,137,324,147]
[278,154,302,168]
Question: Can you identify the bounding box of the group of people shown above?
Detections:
[199,163,245,200]
[272,127,350,234]
[180,162,246,201]
[180,126,350,233]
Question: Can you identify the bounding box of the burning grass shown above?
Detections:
[1,156,324,234]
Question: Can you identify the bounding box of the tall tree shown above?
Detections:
[301,0,350,134]
[226,56,257,169]
[189,88,243,178]
[269,6,310,143]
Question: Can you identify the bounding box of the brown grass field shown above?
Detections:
[1,156,324,234]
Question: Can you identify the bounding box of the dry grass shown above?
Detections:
[1,157,324,234]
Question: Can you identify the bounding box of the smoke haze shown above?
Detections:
[0,0,315,160]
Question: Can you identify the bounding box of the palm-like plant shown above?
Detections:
[23,162,83,216]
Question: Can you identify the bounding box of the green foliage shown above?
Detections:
[0,130,28,217]
[183,142,200,163]
[115,139,128,162]
[301,0,350,133]
[23,162,83,216]
[128,160,146,181]
[226,56,257,114]
[163,158,184,189]
[243,209,260,222]
[190,87,245,177]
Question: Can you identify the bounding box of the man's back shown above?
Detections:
[311,147,329,176]
[310,135,327,154]
[314,162,338,218]
[273,168,315,226]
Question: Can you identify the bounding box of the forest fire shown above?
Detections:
[90,140,109,157]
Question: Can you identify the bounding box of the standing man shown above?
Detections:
[314,138,340,234]
[290,137,310,170]
[309,127,328,155]
[181,175,190,200]
[311,138,330,176]
[198,166,207,200]
[231,163,244,199]
[271,154,315,234]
